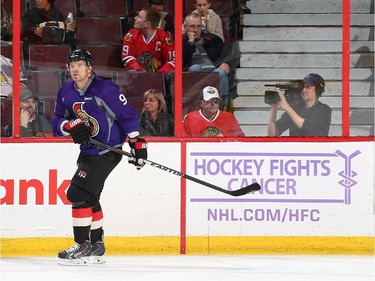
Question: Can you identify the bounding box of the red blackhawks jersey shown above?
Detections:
[182,110,245,137]
[121,28,175,73]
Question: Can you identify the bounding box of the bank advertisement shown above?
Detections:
[0,143,181,238]
[185,142,374,236]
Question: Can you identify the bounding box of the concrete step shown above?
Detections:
[239,124,373,136]
[247,0,374,14]
[244,14,374,26]
[236,81,374,97]
[239,41,374,53]
[232,96,374,109]
[240,53,374,68]
[243,27,373,41]
[236,68,373,80]
[234,110,342,125]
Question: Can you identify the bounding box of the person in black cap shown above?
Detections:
[19,89,53,137]
[267,73,332,136]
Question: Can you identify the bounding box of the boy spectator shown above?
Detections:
[192,0,224,42]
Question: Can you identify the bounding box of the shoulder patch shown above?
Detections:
[165,37,173,46]
[125,33,132,41]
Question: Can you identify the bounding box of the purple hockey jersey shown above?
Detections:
[52,76,140,155]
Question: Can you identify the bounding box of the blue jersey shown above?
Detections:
[52,76,140,155]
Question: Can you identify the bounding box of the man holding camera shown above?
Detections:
[267,73,332,136]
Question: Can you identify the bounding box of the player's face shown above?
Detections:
[143,94,159,114]
[134,10,149,29]
[186,17,203,39]
[69,60,91,84]
[301,83,317,103]
[201,98,220,117]
[195,0,211,16]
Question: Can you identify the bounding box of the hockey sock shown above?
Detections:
[91,209,104,243]
[72,207,92,244]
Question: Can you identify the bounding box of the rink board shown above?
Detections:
[0,141,374,255]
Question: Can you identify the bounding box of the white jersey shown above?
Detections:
[1,55,27,98]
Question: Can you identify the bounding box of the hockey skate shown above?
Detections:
[90,239,106,264]
[58,241,92,265]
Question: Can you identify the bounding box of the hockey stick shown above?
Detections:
[89,139,261,197]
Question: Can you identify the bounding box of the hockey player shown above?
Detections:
[121,7,175,73]
[52,49,148,265]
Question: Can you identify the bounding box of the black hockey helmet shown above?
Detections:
[303,73,325,97]
[66,49,94,68]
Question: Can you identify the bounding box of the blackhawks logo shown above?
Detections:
[125,33,132,41]
[141,51,161,72]
[200,126,224,137]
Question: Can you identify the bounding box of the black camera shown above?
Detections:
[264,80,304,107]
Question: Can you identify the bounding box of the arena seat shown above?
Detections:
[24,70,65,98]
[2,0,27,15]
[28,44,72,70]
[132,0,174,16]
[54,0,77,17]
[80,0,127,17]
[76,17,123,45]
[28,0,76,16]
[117,72,166,113]
[1,99,12,137]
[0,44,13,59]
[78,44,123,70]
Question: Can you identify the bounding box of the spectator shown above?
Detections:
[18,89,53,137]
[183,12,232,109]
[182,86,244,137]
[148,0,175,37]
[21,0,77,61]
[1,55,28,99]
[267,73,332,136]
[1,0,12,43]
[191,0,224,42]
[139,89,174,136]
[121,7,175,73]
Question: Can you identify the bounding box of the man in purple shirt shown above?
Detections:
[53,49,148,265]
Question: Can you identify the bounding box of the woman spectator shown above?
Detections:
[139,89,174,136]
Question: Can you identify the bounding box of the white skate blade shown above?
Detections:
[57,256,92,266]
[90,256,106,264]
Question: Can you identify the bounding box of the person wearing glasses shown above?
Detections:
[139,89,174,136]
[183,12,233,109]
[182,86,244,137]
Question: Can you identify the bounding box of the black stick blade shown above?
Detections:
[229,183,261,197]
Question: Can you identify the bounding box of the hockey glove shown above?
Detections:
[63,119,91,144]
[128,138,148,170]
